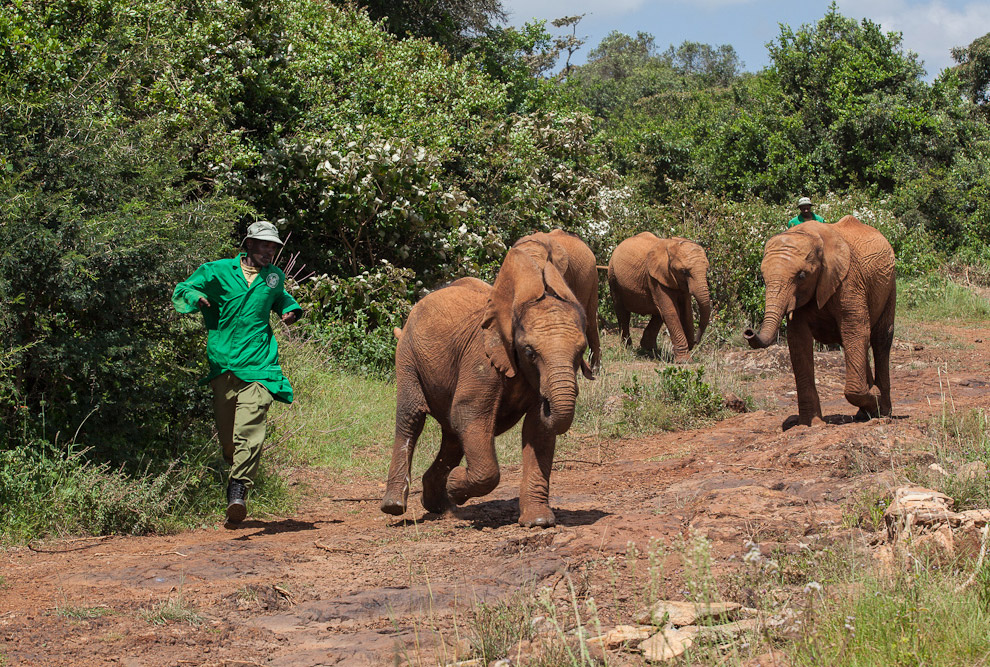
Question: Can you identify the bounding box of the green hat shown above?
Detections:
[243,220,283,246]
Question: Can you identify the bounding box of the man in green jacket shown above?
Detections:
[173,221,303,524]
[788,196,826,228]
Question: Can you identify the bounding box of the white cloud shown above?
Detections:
[837,0,990,75]
[501,0,646,24]
[501,0,756,26]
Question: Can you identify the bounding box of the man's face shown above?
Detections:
[799,204,812,216]
[245,239,280,267]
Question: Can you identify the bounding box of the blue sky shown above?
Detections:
[500,0,990,80]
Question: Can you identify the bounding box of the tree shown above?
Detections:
[951,32,990,112]
[333,0,506,55]
[661,41,743,87]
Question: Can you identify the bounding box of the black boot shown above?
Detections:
[226,479,248,524]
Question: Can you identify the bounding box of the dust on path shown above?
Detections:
[3,322,990,666]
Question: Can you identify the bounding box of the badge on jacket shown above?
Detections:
[266,274,279,288]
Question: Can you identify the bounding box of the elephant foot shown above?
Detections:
[854,408,878,422]
[519,507,555,528]
[380,479,409,515]
[422,471,452,514]
[380,493,407,516]
[673,354,691,364]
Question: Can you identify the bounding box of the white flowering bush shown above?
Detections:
[295,261,416,376]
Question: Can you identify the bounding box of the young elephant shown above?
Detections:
[607,233,712,362]
[380,247,593,527]
[512,229,601,369]
[744,216,896,425]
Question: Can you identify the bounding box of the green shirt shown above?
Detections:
[173,254,302,403]
[787,212,825,228]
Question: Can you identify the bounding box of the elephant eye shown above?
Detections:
[797,270,807,280]
[523,345,536,359]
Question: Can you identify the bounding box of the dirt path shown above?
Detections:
[3,323,990,666]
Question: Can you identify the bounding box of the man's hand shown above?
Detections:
[281,310,301,325]
[198,297,212,309]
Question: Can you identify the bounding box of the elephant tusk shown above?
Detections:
[788,312,793,322]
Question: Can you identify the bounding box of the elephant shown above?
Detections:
[512,229,601,369]
[607,233,712,363]
[380,245,593,527]
[743,216,896,426]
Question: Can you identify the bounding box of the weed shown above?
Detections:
[789,570,990,666]
[469,591,538,662]
[842,487,892,532]
[918,396,990,510]
[56,605,113,620]
[898,275,990,322]
[139,593,203,626]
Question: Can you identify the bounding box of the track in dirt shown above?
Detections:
[3,323,990,666]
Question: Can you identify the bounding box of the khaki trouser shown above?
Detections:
[210,372,273,489]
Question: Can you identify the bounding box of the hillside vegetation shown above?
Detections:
[1,0,989,539]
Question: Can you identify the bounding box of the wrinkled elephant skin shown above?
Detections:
[608,233,712,363]
[743,216,896,425]
[513,229,602,370]
[381,246,592,528]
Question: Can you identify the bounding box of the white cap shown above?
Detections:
[797,197,812,207]
[243,220,283,245]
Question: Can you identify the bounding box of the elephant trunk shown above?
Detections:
[690,277,711,346]
[744,281,790,349]
[542,366,578,435]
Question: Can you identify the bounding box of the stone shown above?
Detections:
[694,618,760,641]
[723,393,748,413]
[957,509,990,526]
[634,600,741,627]
[957,461,987,483]
[587,625,653,649]
[883,486,955,537]
[640,627,698,662]
[928,463,950,477]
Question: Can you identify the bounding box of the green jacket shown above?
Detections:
[173,254,302,403]
[787,212,825,228]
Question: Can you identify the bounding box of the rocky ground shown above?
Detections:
[2,321,989,666]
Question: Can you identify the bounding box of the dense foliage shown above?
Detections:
[1,0,988,538]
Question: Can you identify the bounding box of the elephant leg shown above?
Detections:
[610,277,632,347]
[422,429,463,513]
[446,420,500,506]
[518,410,556,528]
[788,315,823,425]
[871,295,896,417]
[586,294,602,370]
[679,293,696,352]
[840,312,882,418]
[381,375,428,515]
[653,286,690,362]
[640,315,662,356]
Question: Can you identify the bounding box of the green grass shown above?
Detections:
[898,275,990,322]
[274,328,748,483]
[789,571,990,667]
[56,605,114,620]
[909,401,990,511]
[139,593,203,626]
[0,436,294,544]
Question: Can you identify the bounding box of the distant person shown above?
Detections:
[172,221,303,524]
[788,197,825,228]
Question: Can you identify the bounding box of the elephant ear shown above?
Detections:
[816,227,851,309]
[646,243,677,289]
[547,238,569,278]
[541,260,578,303]
[482,248,545,377]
